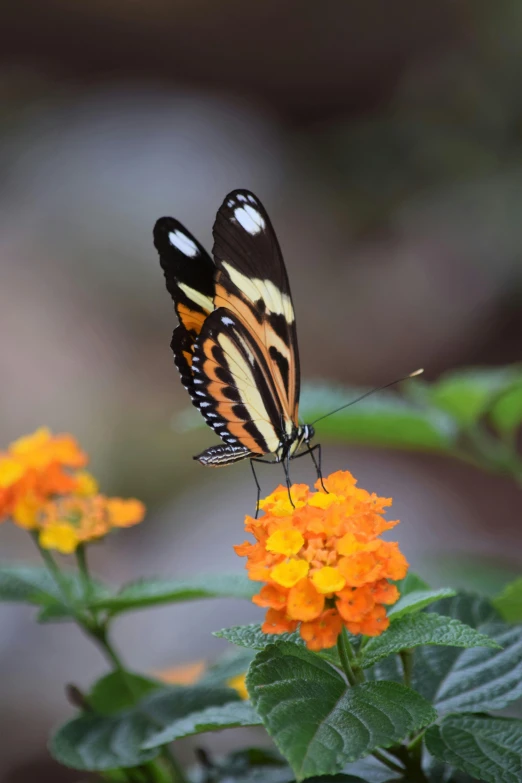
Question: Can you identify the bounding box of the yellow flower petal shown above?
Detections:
[266,528,304,556]
[12,496,41,530]
[10,427,51,456]
[74,471,99,497]
[0,457,25,489]
[311,566,346,594]
[271,559,309,588]
[227,673,248,700]
[39,523,79,554]
[308,492,342,509]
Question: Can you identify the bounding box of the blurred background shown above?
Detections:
[1,0,522,779]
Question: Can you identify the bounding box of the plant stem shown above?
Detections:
[371,749,405,774]
[400,648,413,688]
[33,537,188,783]
[337,627,357,686]
[76,544,92,602]
[31,532,75,607]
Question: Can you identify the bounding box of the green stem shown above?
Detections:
[76,544,92,602]
[400,648,413,689]
[371,749,405,775]
[33,537,188,783]
[337,627,357,686]
[31,532,75,607]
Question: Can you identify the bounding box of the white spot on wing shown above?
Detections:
[247,194,256,203]
[237,194,247,202]
[221,316,235,326]
[234,205,265,235]
[200,402,211,408]
[169,230,198,257]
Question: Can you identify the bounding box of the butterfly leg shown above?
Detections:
[250,457,276,518]
[283,451,295,509]
[250,459,262,518]
[307,442,327,492]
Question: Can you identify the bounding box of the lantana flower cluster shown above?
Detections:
[235,470,408,650]
[0,428,145,553]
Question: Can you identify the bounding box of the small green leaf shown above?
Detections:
[395,572,431,594]
[88,671,162,715]
[247,642,436,780]
[50,684,238,770]
[491,383,522,435]
[360,612,499,668]
[215,623,303,650]
[200,648,256,687]
[91,573,259,614]
[215,623,341,667]
[388,588,456,619]
[300,383,457,451]
[425,714,522,783]
[430,366,521,426]
[0,564,110,606]
[142,700,262,748]
[493,578,522,623]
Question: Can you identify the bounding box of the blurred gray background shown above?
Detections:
[1,0,522,779]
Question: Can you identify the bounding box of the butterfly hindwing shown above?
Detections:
[191,307,283,456]
[211,190,300,431]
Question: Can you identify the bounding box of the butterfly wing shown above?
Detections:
[211,190,300,436]
[153,217,215,392]
[191,307,285,457]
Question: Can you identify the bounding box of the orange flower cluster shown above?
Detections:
[234,470,408,651]
[0,428,145,553]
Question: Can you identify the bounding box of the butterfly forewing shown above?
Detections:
[211,190,300,431]
[154,216,216,391]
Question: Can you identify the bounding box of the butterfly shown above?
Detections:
[153,189,323,508]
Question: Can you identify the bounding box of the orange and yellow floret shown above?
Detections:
[234,470,408,651]
[0,428,145,553]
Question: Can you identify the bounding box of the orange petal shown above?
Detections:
[287,578,324,621]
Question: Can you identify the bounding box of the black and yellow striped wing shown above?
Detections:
[154,190,301,463]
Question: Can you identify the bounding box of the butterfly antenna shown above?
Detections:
[311,369,424,426]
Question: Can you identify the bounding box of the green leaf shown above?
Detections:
[360,612,499,668]
[215,623,303,650]
[388,588,456,619]
[50,684,238,770]
[215,623,341,667]
[88,671,162,715]
[247,642,436,780]
[300,382,457,451]
[49,712,158,770]
[493,578,522,623]
[425,714,522,783]
[395,572,431,594]
[0,564,111,622]
[143,700,262,748]
[491,383,522,435]
[200,648,256,687]
[91,573,259,614]
[366,595,522,715]
[430,366,522,426]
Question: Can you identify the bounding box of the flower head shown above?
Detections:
[0,428,145,552]
[234,470,407,650]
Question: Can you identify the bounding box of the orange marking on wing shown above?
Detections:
[182,349,193,367]
[177,302,207,334]
[214,282,298,424]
